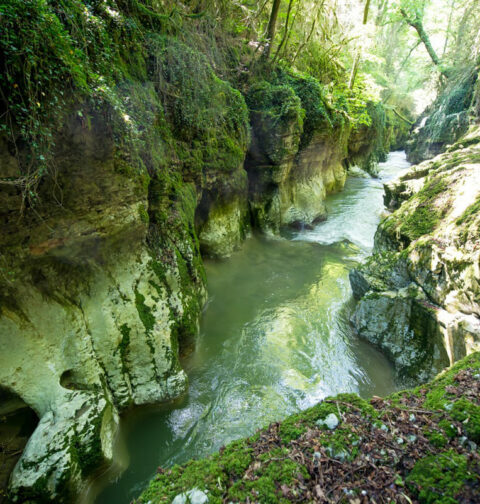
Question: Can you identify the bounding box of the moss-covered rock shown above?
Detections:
[406,69,479,163]
[136,353,480,504]
[245,73,352,233]
[350,126,480,386]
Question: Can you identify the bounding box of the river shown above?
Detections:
[92,151,411,504]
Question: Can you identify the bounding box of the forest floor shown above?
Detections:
[138,353,480,504]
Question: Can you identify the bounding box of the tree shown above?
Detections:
[399,6,450,78]
[264,0,282,59]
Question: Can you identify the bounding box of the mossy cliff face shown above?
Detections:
[0,99,208,500]
[148,36,251,260]
[347,102,411,176]
[350,127,480,384]
[137,353,480,504]
[406,69,479,164]
[245,79,351,233]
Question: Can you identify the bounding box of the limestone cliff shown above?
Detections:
[245,77,352,234]
[0,105,207,501]
[406,68,479,164]
[350,125,480,384]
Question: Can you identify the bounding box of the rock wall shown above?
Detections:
[350,126,480,385]
[245,79,354,234]
[247,121,349,233]
[0,107,206,501]
[406,69,479,164]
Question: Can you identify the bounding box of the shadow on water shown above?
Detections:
[90,152,411,504]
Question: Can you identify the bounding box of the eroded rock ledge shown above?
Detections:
[350,126,480,384]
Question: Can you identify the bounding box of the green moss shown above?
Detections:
[70,406,105,477]
[117,324,131,375]
[398,177,447,241]
[138,204,149,224]
[140,455,225,503]
[219,439,253,477]
[423,353,480,410]
[134,290,155,334]
[406,450,479,504]
[438,419,458,439]
[456,198,480,226]
[424,428,448,448]
[450,399,480,442]
[150,36,249,175]
[227,457,308,504]
[279,393,375,443]
[246,80,304,165]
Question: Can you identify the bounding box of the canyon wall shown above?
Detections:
[351,114,480,384]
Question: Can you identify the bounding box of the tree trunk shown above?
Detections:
[349,51,361,89]
[273,0,296,63]
[363,0,371,24]
[442,0,456,57]
[264,0,282,59]
[400,8,450,78]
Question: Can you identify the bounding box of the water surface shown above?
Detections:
[93,151,410,503]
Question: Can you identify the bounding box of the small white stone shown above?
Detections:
[172,488,209,504]
[322,413,339,430]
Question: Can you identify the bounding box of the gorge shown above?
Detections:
[0,1,479,503]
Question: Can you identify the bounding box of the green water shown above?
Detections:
[92,152,410,504]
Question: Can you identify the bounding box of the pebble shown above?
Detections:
[396,437,404,444]
[316,413,339,430]
[172,488,209,504]
[409,413,416,422]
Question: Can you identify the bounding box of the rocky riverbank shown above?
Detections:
[350,125,480,385]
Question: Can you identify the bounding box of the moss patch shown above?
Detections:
[134,290,155,334]
[407,450,480,504]
[136,354,480,504]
